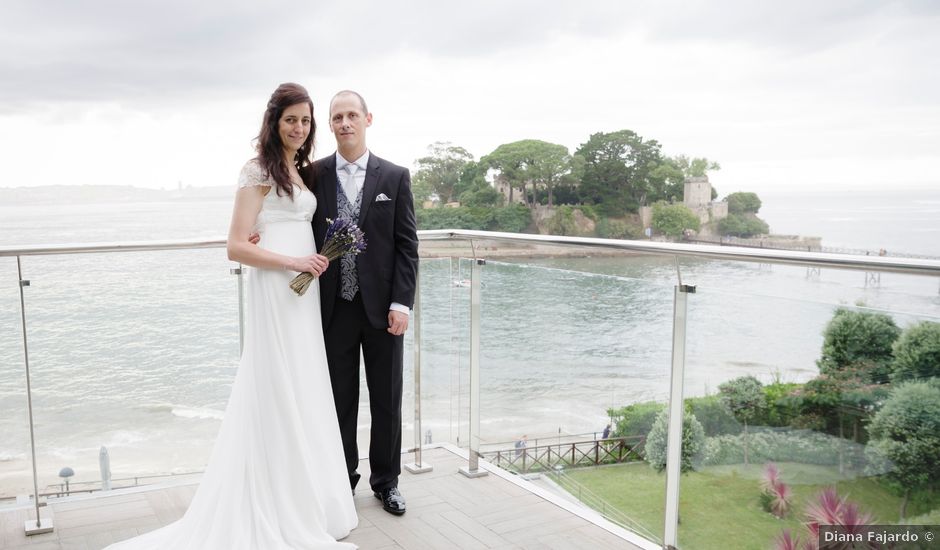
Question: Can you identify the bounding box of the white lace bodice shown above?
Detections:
[238,160,316,230]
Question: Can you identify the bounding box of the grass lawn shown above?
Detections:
[565,462,940,550]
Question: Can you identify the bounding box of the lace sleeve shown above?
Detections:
[237,160,273,189]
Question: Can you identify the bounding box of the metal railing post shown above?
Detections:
[17,256,54,535]
[230,264,245,353]
[663,283,694,549]
[405,272,432,474]
[460,258,488,478]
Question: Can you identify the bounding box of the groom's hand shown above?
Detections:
[248,232,260,245]
[387,311,409,336]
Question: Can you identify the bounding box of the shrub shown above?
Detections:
[891,321,940,383]
[596,217,642,239]
[719,375,766,465]
[416,206,490,230]
[609,401,665,439]
[817,308,900,379]
[686,395,742,436]
[775,488,875,550]
[865,381,940,519]
[545,205,578,235]
[701,429,871,468]
[717,213,769,237]
[645,408,705,474]
[415,205,532,233]
[759,463,792,518]
[759,382,801,427]
[651,201,700,237]
[491,204,532,233]
[458,185,503,207]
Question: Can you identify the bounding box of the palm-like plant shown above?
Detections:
[775,487,874,550]
[760,463,792,518]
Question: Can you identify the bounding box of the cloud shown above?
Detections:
[0,0,937,191]
[0,0,641,107]
[12,0,934,108]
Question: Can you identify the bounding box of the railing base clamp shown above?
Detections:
[25,518,54,536]
[458,467,489,479]
[404,462,433,474]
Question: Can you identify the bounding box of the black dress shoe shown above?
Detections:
[374,487,406,515]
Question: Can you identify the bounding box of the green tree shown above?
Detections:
[482,140,579,207]
[718,213,769,237]
[759,382,802,428]
[817,309,901,381]
[865,381,940,519]
[725,192,762,214]
[651,202,700,237]
[798,371,886,472]
[671,155,721,178]
[718,375,766,465]
[491,204,532,232]
[575,130,669,215]
[413,142,474,204]
[609,401,665,439]
[411,178,433,204]
[648,160,686,204]
[645,408,706,474]
[891,321,940,383]
[459,185,503,207]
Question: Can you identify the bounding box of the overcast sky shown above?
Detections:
[1,0,938,195]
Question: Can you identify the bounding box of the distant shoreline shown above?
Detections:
[419,239,648,258]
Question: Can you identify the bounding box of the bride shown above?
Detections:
[106,83,358,549]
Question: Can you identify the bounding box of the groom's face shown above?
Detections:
[330,93,372,156]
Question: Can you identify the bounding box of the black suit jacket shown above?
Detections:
[304,153,419,330]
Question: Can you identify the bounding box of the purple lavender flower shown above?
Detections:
[289,218,367,296]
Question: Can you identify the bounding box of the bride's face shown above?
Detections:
[278,102,312,154]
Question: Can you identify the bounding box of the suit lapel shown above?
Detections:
[358,154,381,226]
[321,154,338,221]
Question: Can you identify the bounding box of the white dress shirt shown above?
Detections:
[336,151,369,201]
[334,151,410,317]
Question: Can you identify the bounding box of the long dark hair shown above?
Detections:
[255,83,316,198]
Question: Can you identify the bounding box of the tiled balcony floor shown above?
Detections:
[1,445,652,549]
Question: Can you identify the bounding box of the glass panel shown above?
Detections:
[468,252,677,545]
[678,263,940,550]
[401,257,463,450]
[16,248,239,498]
[0,256,29,502]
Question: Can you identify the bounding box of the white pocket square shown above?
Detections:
[375,193,392,202]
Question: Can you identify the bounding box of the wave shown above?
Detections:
[171,406,224,421]
[143,404,225,420]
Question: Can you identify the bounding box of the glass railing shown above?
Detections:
[1,247,240,508]
[2,232,938,549]
[671,269,940,550]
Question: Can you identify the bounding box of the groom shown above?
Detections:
[305,90,419,516]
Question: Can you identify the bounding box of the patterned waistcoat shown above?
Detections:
[336,176,362,300]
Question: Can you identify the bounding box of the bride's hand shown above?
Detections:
[290,254,329,276]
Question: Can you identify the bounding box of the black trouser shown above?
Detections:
[324,293,403,492]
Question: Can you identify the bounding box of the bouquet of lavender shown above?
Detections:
[289,217,367,296]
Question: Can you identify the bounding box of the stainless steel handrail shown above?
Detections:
[418,230,940,276]
[0,238,227,257]
[3,231,938,276]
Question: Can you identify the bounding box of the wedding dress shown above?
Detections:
[106,160,358,549]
